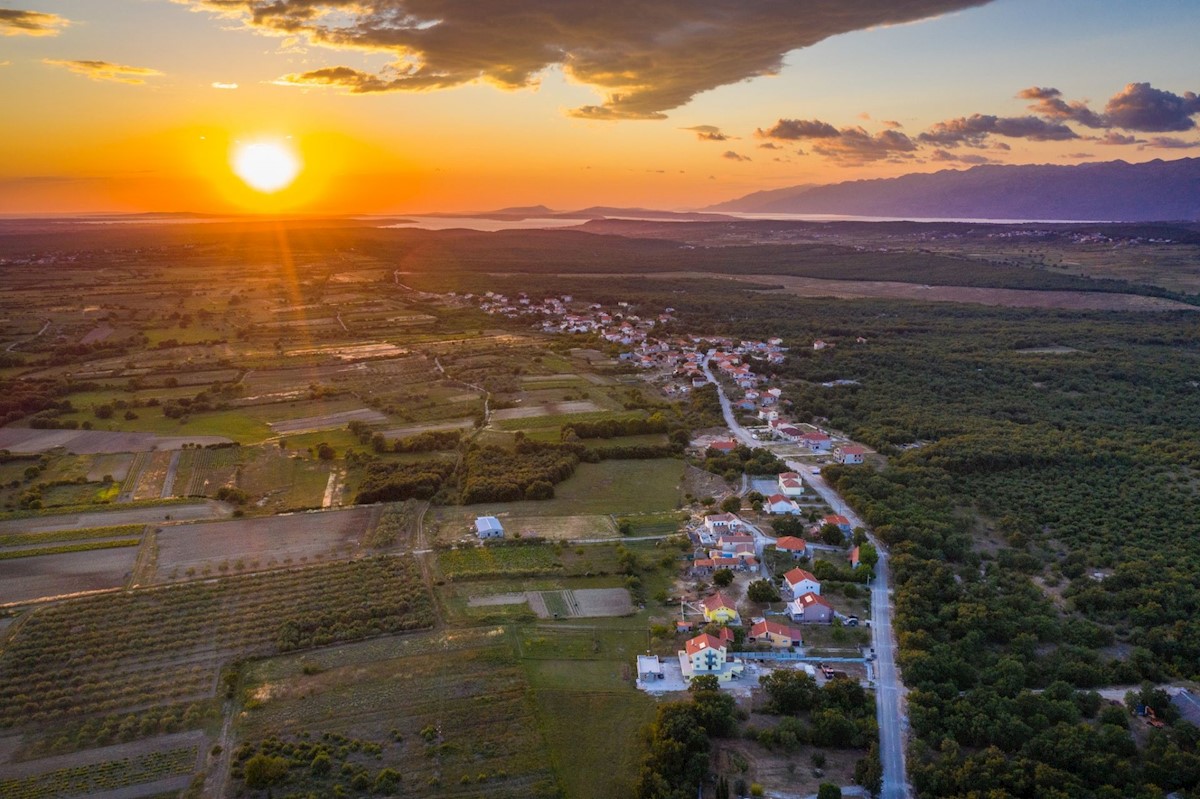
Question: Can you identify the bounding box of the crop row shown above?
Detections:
[0,538,141,561]
[0,557,434,726]
[0,524,144,548]
[0,746,196,799]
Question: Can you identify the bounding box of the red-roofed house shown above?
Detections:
[691,557,716,576]
[680,632,744,682]
[700,591,741,624]
[824,515,852,533]
[709,440,738,453]
[784,568,821,597]
[747,619,804,650]
[789,592,834,624]
[798,432,832,452]
[774,536,807,559]
[848,547,861,569]
[766,494,801,515]
[777,472,805,497]
[836,445,867,465]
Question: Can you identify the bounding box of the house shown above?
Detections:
[700,591,741,624]
[824,514,853,534]
[708,439,738,453]
[778,472,805,497]
[474,516,504,539]
[680,633,744,682]
[717,533,754,549]
[747,619,804,650]
[704,513,741,534]
[766,494,801,515]
[784,568,821,597]
[848,546,861,569]
[837,445,867,464]
[798,432,832,452]
[691,557,716,576]
[637,655,665,682]
[776,425,804,442]
[789,592,834,624]
[774,536,807,559]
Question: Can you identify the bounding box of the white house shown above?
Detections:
[777,472,805,497]
[474,516,504,539]
[704,513,741,534]
[766,494,801,515]
[789,592,834,624]
[837,445,867,464]
[798,432,832,452]
[784,567,821,597]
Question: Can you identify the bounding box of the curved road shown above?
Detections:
[703,354,910,798]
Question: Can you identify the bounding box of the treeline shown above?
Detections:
[461,444,578,503]
[562,413,671,439]
[701,444,788,479]
[348,420,463,454]
[355,460,455,504]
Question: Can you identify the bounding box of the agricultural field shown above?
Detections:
[0,556,433,727]
[0,501,229,535]
[153,506,377,581]
[237,446,333,512]
[0,429,234,455]
[0,734,203,799]
[173,446,240,497]
[0,543,140,604]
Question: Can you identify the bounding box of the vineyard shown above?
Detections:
[177,446,241,497]
[0,556,434,727]
[364,500,422,549]
[0,746,197,799]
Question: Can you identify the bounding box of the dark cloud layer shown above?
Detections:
[918,114,1079,147]
[184,0,992,119]
[0,7,68,36]
[1105,82,1200,132]
[756,119,916,164]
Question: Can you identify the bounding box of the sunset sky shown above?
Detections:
[1,0,1198,214]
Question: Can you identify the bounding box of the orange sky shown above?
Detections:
[1,1,1198,214]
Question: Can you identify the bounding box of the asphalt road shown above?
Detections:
[704,354,910,798]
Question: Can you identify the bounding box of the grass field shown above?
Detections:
[238,447,332,511]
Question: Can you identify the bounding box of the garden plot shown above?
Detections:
[491,400,602,421]
[531,588,633,619]
[0,545,138,605]
[130,451,174,501]
[85,454,134,483]
[153,506,375,580]
[267,408,388,435]
[496,514,617,540]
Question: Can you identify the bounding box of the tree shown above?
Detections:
[316,442,336,460]
[689,674,720,693]
[759,668,820,714]
[858,542,879,570]
[713,568,735,587]
[820,523,844,545]
[818,783,842,799]
[720,495,742,513]
[243,753,290,789]
[747,579,781,603]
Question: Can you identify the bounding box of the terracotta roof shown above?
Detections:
[824,514,851,526]
[709,440,738,451]
[799,432,830,441]
[849,546,860,564]
[701,591,737,612]
[779,472,800,480]
[784,568,819,586]
[749,620,804,640]
[840,445,867,455]
[706,513,737,524]
[685,633,727,655]
[775,536,807,551]
[796,591,832,608]
[693,558,716,568]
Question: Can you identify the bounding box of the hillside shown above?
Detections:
[710,158,1200,221]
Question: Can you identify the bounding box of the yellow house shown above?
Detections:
[747,619,804,650]
[700,591,740,625]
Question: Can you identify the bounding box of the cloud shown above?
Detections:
[757,142,781,150]
[1092,131,1144,146]
[918,114,1079,147]
[1065,152,1093,159]
[722,150,751,162]
[1104,82,1200,132]
[180,0,993,120]
[1141,136,1200,150]
[0,8,68,36]
[1017,85,1106,128]
[44,59,164,84]
[0,60,10,67]
[211,81,239,89]
[682,124,730,142]
[929,149,992,165]
[881,119,903,129]
[756,118,840,139]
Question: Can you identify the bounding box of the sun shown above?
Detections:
[231,140,301,193]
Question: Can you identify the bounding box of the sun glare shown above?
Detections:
[231,140,301,193]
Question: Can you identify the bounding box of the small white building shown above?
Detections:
[474,516,504,539]
[837,445,867,465]
[766,494,801,515]
[637,654,665,681]
[784,567,821,597]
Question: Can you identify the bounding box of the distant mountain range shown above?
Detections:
[423,205,735,222]
[708,158,1200,222]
